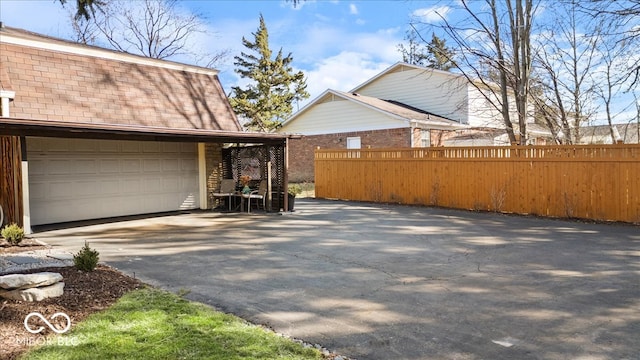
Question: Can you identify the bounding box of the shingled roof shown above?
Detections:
[0,25,283,143]
[281,89,463,131]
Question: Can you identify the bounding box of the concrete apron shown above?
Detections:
[35,199,640,360]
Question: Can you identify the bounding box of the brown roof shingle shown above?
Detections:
[0,26,240,132]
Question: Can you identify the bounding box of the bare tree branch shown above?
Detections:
[418,0,539,144]
[69,0,228,68]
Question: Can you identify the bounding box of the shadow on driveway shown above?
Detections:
[36,199,640,360]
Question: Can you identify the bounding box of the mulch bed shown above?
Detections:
[0,265,145,360]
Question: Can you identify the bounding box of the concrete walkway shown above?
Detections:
[35,199,640,360]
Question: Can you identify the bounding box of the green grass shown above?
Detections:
[22,288,322,360]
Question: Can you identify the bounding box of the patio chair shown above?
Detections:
[212,179,236,211]
[244,180,267,213]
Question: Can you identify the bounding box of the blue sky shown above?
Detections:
[1,0,638,124]
[0,0,444,105]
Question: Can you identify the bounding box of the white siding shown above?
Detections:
[466,86,504,128]
[27,137,199,225]
[279,95,407,135]
[466,86,524,129]
[354,66,469,123]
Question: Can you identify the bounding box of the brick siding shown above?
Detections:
[288,128,411,182]
[0,42,239,131]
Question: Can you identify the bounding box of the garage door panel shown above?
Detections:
[162,142,180,153]
[99,141,119,152]
[100,180,120,195]
[163,159,179,171]
[42,138,70,152]
[144,178,163,193]
[74,159,98,174]
[29,160,47,175]
[163,177,179,191]
[100,159,120,173]
[29,182,47,200]
[122,179,141,194]
[182,177,198,191]
[122,159,141,173]
[50,182,73,199]
[181,159,197,171]
[144,196,163,210]
[74,139,99,152]
[143,142,162,152]
[179,193,197,209]
[28,138,199,225]
[76,181,97,196]
[143,159,161,172]
[48,160,72,174]
[121,142,142,153]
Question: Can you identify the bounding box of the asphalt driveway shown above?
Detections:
[36,199,640,359]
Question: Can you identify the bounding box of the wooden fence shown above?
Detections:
[315,145,640,223]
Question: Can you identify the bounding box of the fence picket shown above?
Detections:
[315,145,640,223]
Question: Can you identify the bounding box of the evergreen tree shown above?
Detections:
[426,33,456,71]
[59,0,103,20]
[397,30,456,71]
[397,29,429,66]
[229,14,309,132]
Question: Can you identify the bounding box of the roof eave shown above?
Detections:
[0,25,219,76]
[349,62,462,93]
[0,117,292,144]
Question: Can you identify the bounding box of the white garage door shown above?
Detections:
[27,137,199,225]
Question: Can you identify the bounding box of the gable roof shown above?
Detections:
[280,89,464,132]
[0,25,242,133]
[580,123,639,144]
[349,62,463,94]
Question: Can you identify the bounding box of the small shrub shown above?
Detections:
[74,242,100,272]
[288,183,303,197]
[1,223,25,245]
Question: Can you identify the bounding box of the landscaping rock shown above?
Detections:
[0,272,63,290]
[0,281,65,301]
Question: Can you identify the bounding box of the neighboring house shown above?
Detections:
[0,25,289,232]
[278,62,550,182]
[579,123,639,144]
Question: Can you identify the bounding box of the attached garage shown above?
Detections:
[0,26,292,232]
[27,137,199,225]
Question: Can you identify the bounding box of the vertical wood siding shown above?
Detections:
[315,145,640,223]
[0,136,23,226]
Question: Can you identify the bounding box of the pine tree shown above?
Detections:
[229,14,309,132]
[426,33,456,71]
[397,29,429,66]
[397,30,456,71]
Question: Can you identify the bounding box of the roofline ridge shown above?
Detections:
[0,25,218,76]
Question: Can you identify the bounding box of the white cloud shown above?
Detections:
[411,6,451,23]
[301,51,392,106]
[289,23,401,65]
[349,3,358,15]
